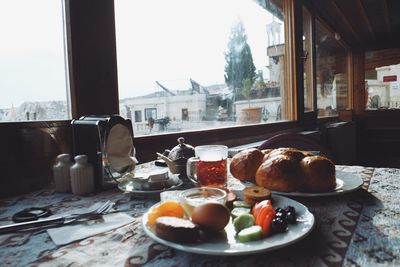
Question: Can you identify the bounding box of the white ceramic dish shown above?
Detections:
[272,169,364,197]
[142,195,314,256]
[118,174,183,195]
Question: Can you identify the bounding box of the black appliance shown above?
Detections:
[71,115,135,190]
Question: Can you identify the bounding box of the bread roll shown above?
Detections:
[230,148,264,181]
[261,149,273,155]
[264,147,306,162]
[255,154,305,192]
[301,156,336,192]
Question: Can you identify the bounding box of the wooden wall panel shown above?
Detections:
[0,122,72,198]
[352,51,366,116]
[365,48,400,70]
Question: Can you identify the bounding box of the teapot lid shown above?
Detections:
[168,137,195,161]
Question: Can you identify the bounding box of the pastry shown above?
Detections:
[255,154,305,192]
[230,148,264,181]
[243,186,271,205]
[263,147,306,162]
[155,216,200,243]
[300,155,336,192]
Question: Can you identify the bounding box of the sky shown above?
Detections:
[115,0,279,99]
[0,0,282,109]
[0,0,67,109]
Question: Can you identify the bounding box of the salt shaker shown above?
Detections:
[70,155,95,195]
[53,153,73,192]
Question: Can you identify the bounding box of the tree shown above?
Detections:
[242,78,252,102]
[254,71,267,90]
[224,18,256,95]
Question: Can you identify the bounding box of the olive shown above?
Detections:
[275,207,285,213]
[284,206,296,214]
[286,211,297,224]
[275,209,287,219]
[271,217,288,233]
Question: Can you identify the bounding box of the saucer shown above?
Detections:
[118,172,183,196]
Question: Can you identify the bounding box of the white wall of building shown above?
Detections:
[122,94,206,122]
[234,97,280,119]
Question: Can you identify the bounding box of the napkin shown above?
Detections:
[47,209,134,246]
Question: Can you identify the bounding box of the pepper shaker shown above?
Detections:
[53,153,73,192]
[70,155,94,195]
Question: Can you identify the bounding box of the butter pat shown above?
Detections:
[134,169,168,190]
[148,169,169,182]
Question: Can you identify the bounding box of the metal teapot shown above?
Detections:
[156,137,195,177]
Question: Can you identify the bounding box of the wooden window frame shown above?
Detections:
[302,6,314,113]
[0,0,317,197]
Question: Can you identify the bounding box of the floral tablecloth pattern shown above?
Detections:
[1,165,399,267]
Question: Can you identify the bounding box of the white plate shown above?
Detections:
[142,195,314,256]
[118,175,183,195]
[272,169,364,197]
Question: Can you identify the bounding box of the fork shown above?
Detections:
[62,200,114,223]
[0,201,114,234]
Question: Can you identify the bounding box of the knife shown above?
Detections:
[0,216,66,234]
[0,201,115,234]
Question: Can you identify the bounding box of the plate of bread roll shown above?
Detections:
[229,147,363,197]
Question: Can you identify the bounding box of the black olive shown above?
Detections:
[271,217,288,233]
[275,211,287,219]
[286,211,297,224]
[284,206,296,214]
[275,208,287,218]
[275,207,284,213]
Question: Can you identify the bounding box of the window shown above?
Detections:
[0,0,69,122]
[182,109,189,121]
[303,7,314,112]
[365,49,400,110]
[115,0,293,136]
[145,108,157,120]
[316,19,349,117]
[134,110,142,122]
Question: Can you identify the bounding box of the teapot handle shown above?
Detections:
[186,157,200,186]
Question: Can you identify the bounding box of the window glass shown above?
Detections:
[145,108,157,120]
[303,7,313,112]
[134,110,142,122]
[115,0,290,136]
[0,0,69,122]
[365,49,400,109]
[316,19,349,117]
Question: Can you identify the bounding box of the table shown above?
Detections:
[1,164,399,267]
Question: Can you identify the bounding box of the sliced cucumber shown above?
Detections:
[237,225,263,242]
[233,200,252,209]
[233,213,255,232]
[231,207,251,218]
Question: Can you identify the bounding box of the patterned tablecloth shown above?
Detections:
[1,164,399,267]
